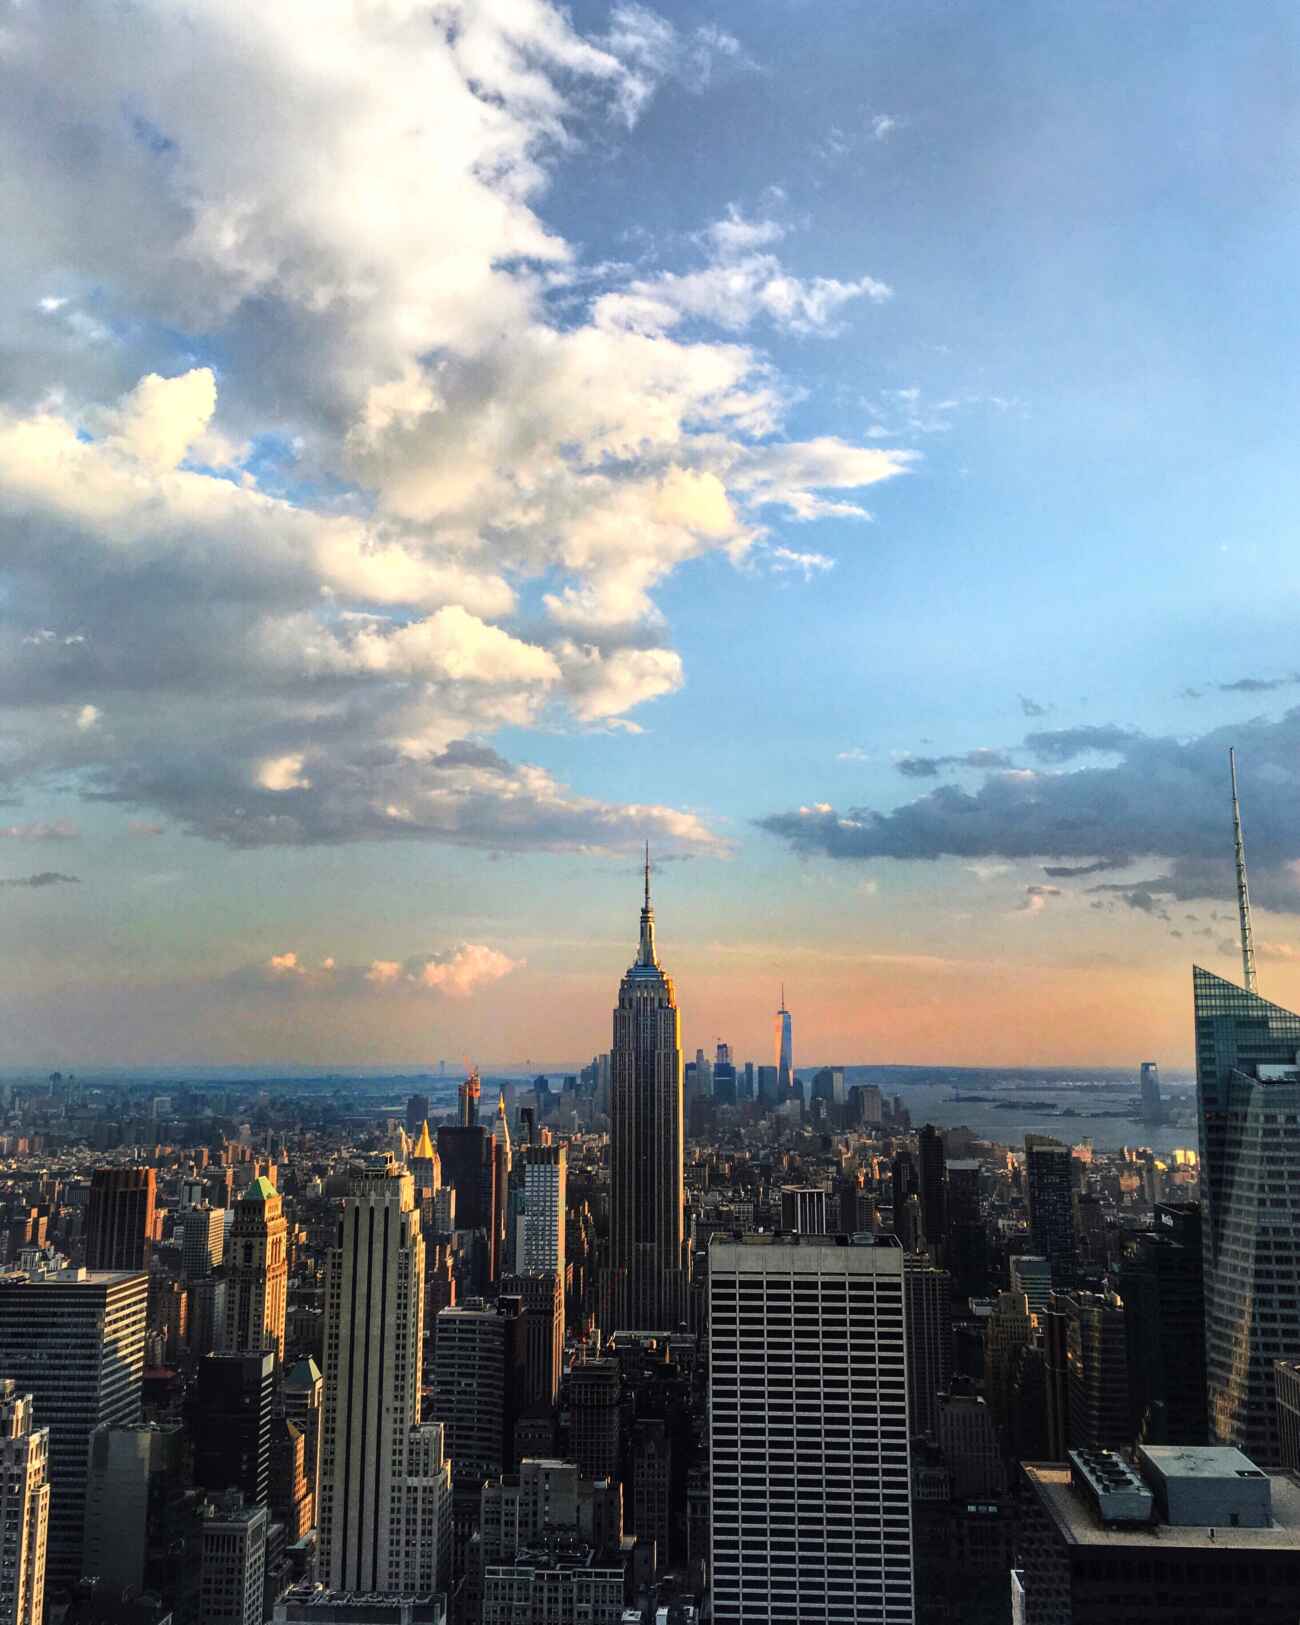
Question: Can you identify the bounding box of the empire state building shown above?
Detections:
[609,856,688,1331]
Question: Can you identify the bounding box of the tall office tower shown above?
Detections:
[709,1234,913,1625]
[944,1158,987,1298]
[437,1124,495,1286]
[774,987,794,1097]
[1275,1361,1300,1471]
[631,1416,671,1566]
[400,1423,453,1597]
[500,1273,564,1409]
[1140,1060,1164,1123]
[459,1068,482,1128]
[491,1092,512,1277]
[522,1144,567,1277]
[1119,1202,1206,1444]
[567,1359,621,1481]
[223,1177,288,1364]
[0,1267,147,1591]
[1010,1254,1053,1319]
[755,1065,778,1105]
[904,1256,953,1439]
[431,1298,526,1482]
[917,1125,947,1264]
[983,1290,1033,1427]
[270,1419,313,1542]
[0,1384,49,1625]
[1024,1135,1076,1288]
[935,1388,1005,1498]
[190,1275,227,1360]
[1041,1299,1071,1460]
[1058,1291,1130,1450]
[183,1205,226,1281]
[84,1420,184,1594]
[1193,965,1300,1465]
[192,1351,274,1506]
[609,859,688,1332]
[890,1149,918,1215]
[318,1154,426,1593]
[281,1356,323,1508]
[409,1120,439,1200]
[809,1067,845,1108]
[84,1168,156,1272]
[405,1093,430,1135]
[198,1491,266,1625]
[779,1187,830,1234]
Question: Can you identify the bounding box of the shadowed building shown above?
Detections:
[85,1169,156,1273]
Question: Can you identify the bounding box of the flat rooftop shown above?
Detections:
[1025,1464,1300,1551]
[1140,1445,1266,1481]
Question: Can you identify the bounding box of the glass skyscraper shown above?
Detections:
[1194,965,1300,1465]
[775,989,793,1096]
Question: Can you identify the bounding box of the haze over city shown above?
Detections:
[4,0,1300,1067]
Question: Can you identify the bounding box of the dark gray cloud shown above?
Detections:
[1214,675,1300,694]
[758,708,1300,910]
[1042,859,1124,878]
[0,871,79,888]
[896,748,1015,779]
[1019,694,1050,717]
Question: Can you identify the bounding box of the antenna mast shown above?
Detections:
[1230,747,1258,993]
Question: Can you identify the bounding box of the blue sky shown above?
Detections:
[1,0,1299,1068]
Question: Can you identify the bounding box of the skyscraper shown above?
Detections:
[0,1384,48,1625]
[223,1176,288,1365]
[774,987,793,1097]
[318,1154,425,1592]
[1140,1060,1164,1123]
[1193,964,1300,1464]
[84,1168,156,1273]
[0,1267,148,1591]
[1119,1202,1206,1444]
[709,1234,913,1625]
[904,1255,953,1440]
[609,856,688,1332]
[917,1124,947,1265]
[1024,1135,1075,1288]
[191,1351,275,1508]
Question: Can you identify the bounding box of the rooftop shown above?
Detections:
[1140,1445,1267,1482]
[1025,1463,1300,1551]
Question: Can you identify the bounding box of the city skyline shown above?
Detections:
[6,1,1300,1069]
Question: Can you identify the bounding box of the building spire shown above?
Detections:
[1230,747,1258,994]
[638,844,657,966]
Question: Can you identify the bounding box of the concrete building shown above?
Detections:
[281,1356,323,1509]
[84,1168,156,1274]
[199,1491,268,1625]
[936,1388,1004,1498]
[1192,966,1300,1464]
[521,1144,567,1278]
[709,1233,913,1625]
[1274,1359,1300,1471]
[1016,1446,1300,1623]
[609,862,688,1332]
[566,1360,621,1482]
[0,1266,147,1591]
[983,1290,1033,1426]
[480,1536,625,1625]
[83,1419,183,1593]
[318,1155,426,1594]
[0,1384,48,1625]
[430,1298,525,1482]
[499,1272,563,1409]
[399,1423,452,1598]
[224,1176,288,1365]
[183,1205,227,1281]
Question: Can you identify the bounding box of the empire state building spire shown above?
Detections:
[607,854,688,1332]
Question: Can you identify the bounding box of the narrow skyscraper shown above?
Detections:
[223,1175,288,1365]
[0,1384,48,1625]
[774,986,794,1097]
[609,853,688,1331]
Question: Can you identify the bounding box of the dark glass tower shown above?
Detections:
[917,1124,947,1265]
[1024,1136,1075,1289]
[1193,964,1300,1465]
[609,857,687,1331]
[1119,1200,1206,1444]
[84,1168,155,1273]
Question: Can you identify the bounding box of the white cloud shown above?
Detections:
[871,113,900,141]
[255,944,523,998]
[769,546,834,580]
[76,704,101,732]
[258,754,312,793]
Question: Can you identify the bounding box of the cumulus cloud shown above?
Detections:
[758,708,1300,912]
[244,943,522,998]
[0,2,911,856]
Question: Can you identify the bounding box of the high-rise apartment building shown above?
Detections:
[430,1298,525,1482]
[521,1144,567,1279]
[609,862,688,1332]
[709,1233,913,1625]
[223,1177,288,1364]
[318,1154,425,1593]
[1024,1136,1075,1289]
[0,1384,48,1625]
[1193,965,1300,1465]
[0,1267,147,1590]
[183,1205,227,1282]
[84,1169,156,1273]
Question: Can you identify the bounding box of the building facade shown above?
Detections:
[84,1169,156,1274]
[223,1177,288,1365]
[609,863,688,1332]
[0,1384,48,1625]
[709,1233,913,1625]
